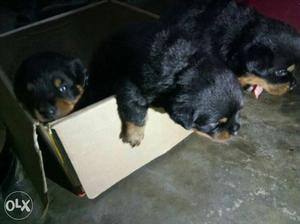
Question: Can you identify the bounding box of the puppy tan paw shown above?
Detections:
[120,122,145,147]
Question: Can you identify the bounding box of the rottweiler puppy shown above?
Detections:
[164,0,299,98]
[97,22,244,147]
[14,52,89,122]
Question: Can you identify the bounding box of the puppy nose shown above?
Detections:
[230,123,240,136]
[289,78,297,90]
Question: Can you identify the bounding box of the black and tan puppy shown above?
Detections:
[97,22,244,147]
[164,0,299,98]
[14,52,89,122]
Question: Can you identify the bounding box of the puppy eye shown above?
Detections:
[59,85,68,92]
[275,69,288,77]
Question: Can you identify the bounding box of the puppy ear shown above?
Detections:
[245,44,274,74]
[169,107,195,130]
[68,58,89,87]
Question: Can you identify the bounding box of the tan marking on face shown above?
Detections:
[194,130,213,140]
[33,85,85,122]
[287,64,295,72]
[53,78,62,88]
[238,74,290,95]
[120,121,145,147]
[54,84,84,115]
[76,85,84,95]
[194,130,231,143]
[213,130,231,141]
[219,117,228,124]
[55,98,76,117]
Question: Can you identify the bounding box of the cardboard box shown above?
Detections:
[0,0,192,203]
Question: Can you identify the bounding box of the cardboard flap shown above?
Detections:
[51,97,192,199]
[0,68,48,206]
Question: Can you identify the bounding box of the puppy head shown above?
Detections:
[238,44,298,97]
[235,22,300,98]
[29,71,84,122]
[14,52,89,122]
[167,67,243,141]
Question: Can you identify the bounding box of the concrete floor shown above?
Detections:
[1,77,299,224]
[0,1,299,224]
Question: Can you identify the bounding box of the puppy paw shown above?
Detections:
[120,122,145,147]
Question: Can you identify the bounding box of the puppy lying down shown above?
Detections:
[163,0,299,98]
[95,22,244,147]
[13,22,244,147]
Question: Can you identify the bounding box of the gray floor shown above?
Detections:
[1,80,300,224]
[0,1,299,223]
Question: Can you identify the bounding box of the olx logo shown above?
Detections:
[4,191,33,220]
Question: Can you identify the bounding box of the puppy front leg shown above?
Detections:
[117,81,148,147]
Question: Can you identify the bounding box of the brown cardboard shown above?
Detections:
[0,0,191,201]
[0,68,48,206]
[50,97,192,199]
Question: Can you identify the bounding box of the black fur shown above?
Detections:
[96,21,244,146]
[14,52,89,122]
[164,0,299,95]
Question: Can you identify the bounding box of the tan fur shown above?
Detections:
[53,78,62,88]
[194,129,231,142]
[213,130,231,141]
[120,122,145,147]
[54,84,84,117]
[55,99,76,116]
[194,130,213,140]
[287,64,295,72]
[219,117,228,124]
[76,85,84,95]
[238,75,290,95]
